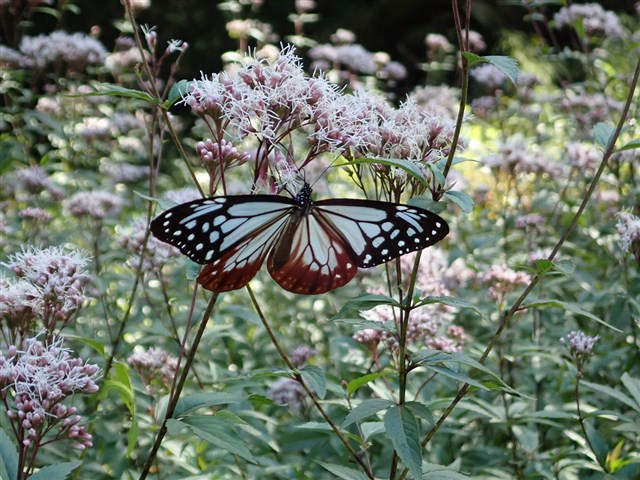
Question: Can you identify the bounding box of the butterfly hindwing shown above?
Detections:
[267,212,358,294]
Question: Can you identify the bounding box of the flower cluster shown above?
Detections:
[268,377,307,409]
[291,345,316,367]
[183,46,454,195]
[63,190,124,221]
[0,335,99,455]
[100,163,149,183]
[483,136,564,178]
[481,263,532,304]
[560,330,599,370]
[127,347,178,390]
[471,64,508,90]
[354,249,472,358]
[19,31,107,71]
[554,3,624,39]
[560,91,623,130]
[515,213,545,234]
[3,246,91,336]
[119,218,181,274]
[14,166,64,200]
[566,142,600,171]
[616,211,640,264]
[308,31,407,88]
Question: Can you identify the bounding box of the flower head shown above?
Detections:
[4,246,91,331]
[269,377,306,409]
[0,335,99,452]
[63,190,124,220]
[482,264,531,304]
[616,211,640,264]
[128,347,178,390]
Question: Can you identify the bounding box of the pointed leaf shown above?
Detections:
[443,190,474,213]
[344,157,428,186]
[584,422,609,466]
[166,79,190,108]
[346,371,393,395]
[0,428,18,480]
[618,138,640,152]
[384,406,422,480]
[317,462,370,480]
[484,55,520,85]
[73,84,158,104]
[300,365,326,399]
[621,373,640,409]
[522,300,621,332]
[331,294,399,321]
[29,461,81,480]
[178,415,255,462]
[422,462,470,479]
[594,123,616,150]
[174,392,246,418]
[342,399,395,427]
[581,380,640,412]
[416,295,482,316]
[405,401,434,426]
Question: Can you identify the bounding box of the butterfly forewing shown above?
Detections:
[313,200,449,268]
[150,195,296,264]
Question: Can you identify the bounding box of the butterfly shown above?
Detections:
[150,183,449,295]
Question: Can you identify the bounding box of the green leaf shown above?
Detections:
[621,373,640,410]
[166,79,190,108]
[553,259,575,274]
[317,462,370,480]
[133,190,179,211]
[594,123,616,150]
[461,51,484,66]
[73,83,159,104]
[405,401,434,426]
[344,157,428,186]
[342,398,395,427]
[415,295,483,317]
[98,362,138,456]
[0,428,18,480]
[584,422,609,466]
[178,415,255,462]
[300,365,326,400]
[484,55,520,85]
[422,462,470,479]
[384,406,422,480]
[522,300,622,332]
[443,190,474,213]
[29,461,81,480]
[408,196,448,214]
[346,371,393,396]
[617,138,640,152]
[581,380,640,412]
[330,294,399,321]
[62,334,105,357]
[412,350,511,392]
[174,392,246,418]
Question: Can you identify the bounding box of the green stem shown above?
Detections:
[138,293,218,480]
[245,285,375,480]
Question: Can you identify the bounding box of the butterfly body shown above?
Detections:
[151,183,449,295]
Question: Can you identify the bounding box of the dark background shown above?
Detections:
[8,0,640,90]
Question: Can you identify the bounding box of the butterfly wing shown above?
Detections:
[150,195,296,291]
[312,199,449,268]
[267,212,358,294]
